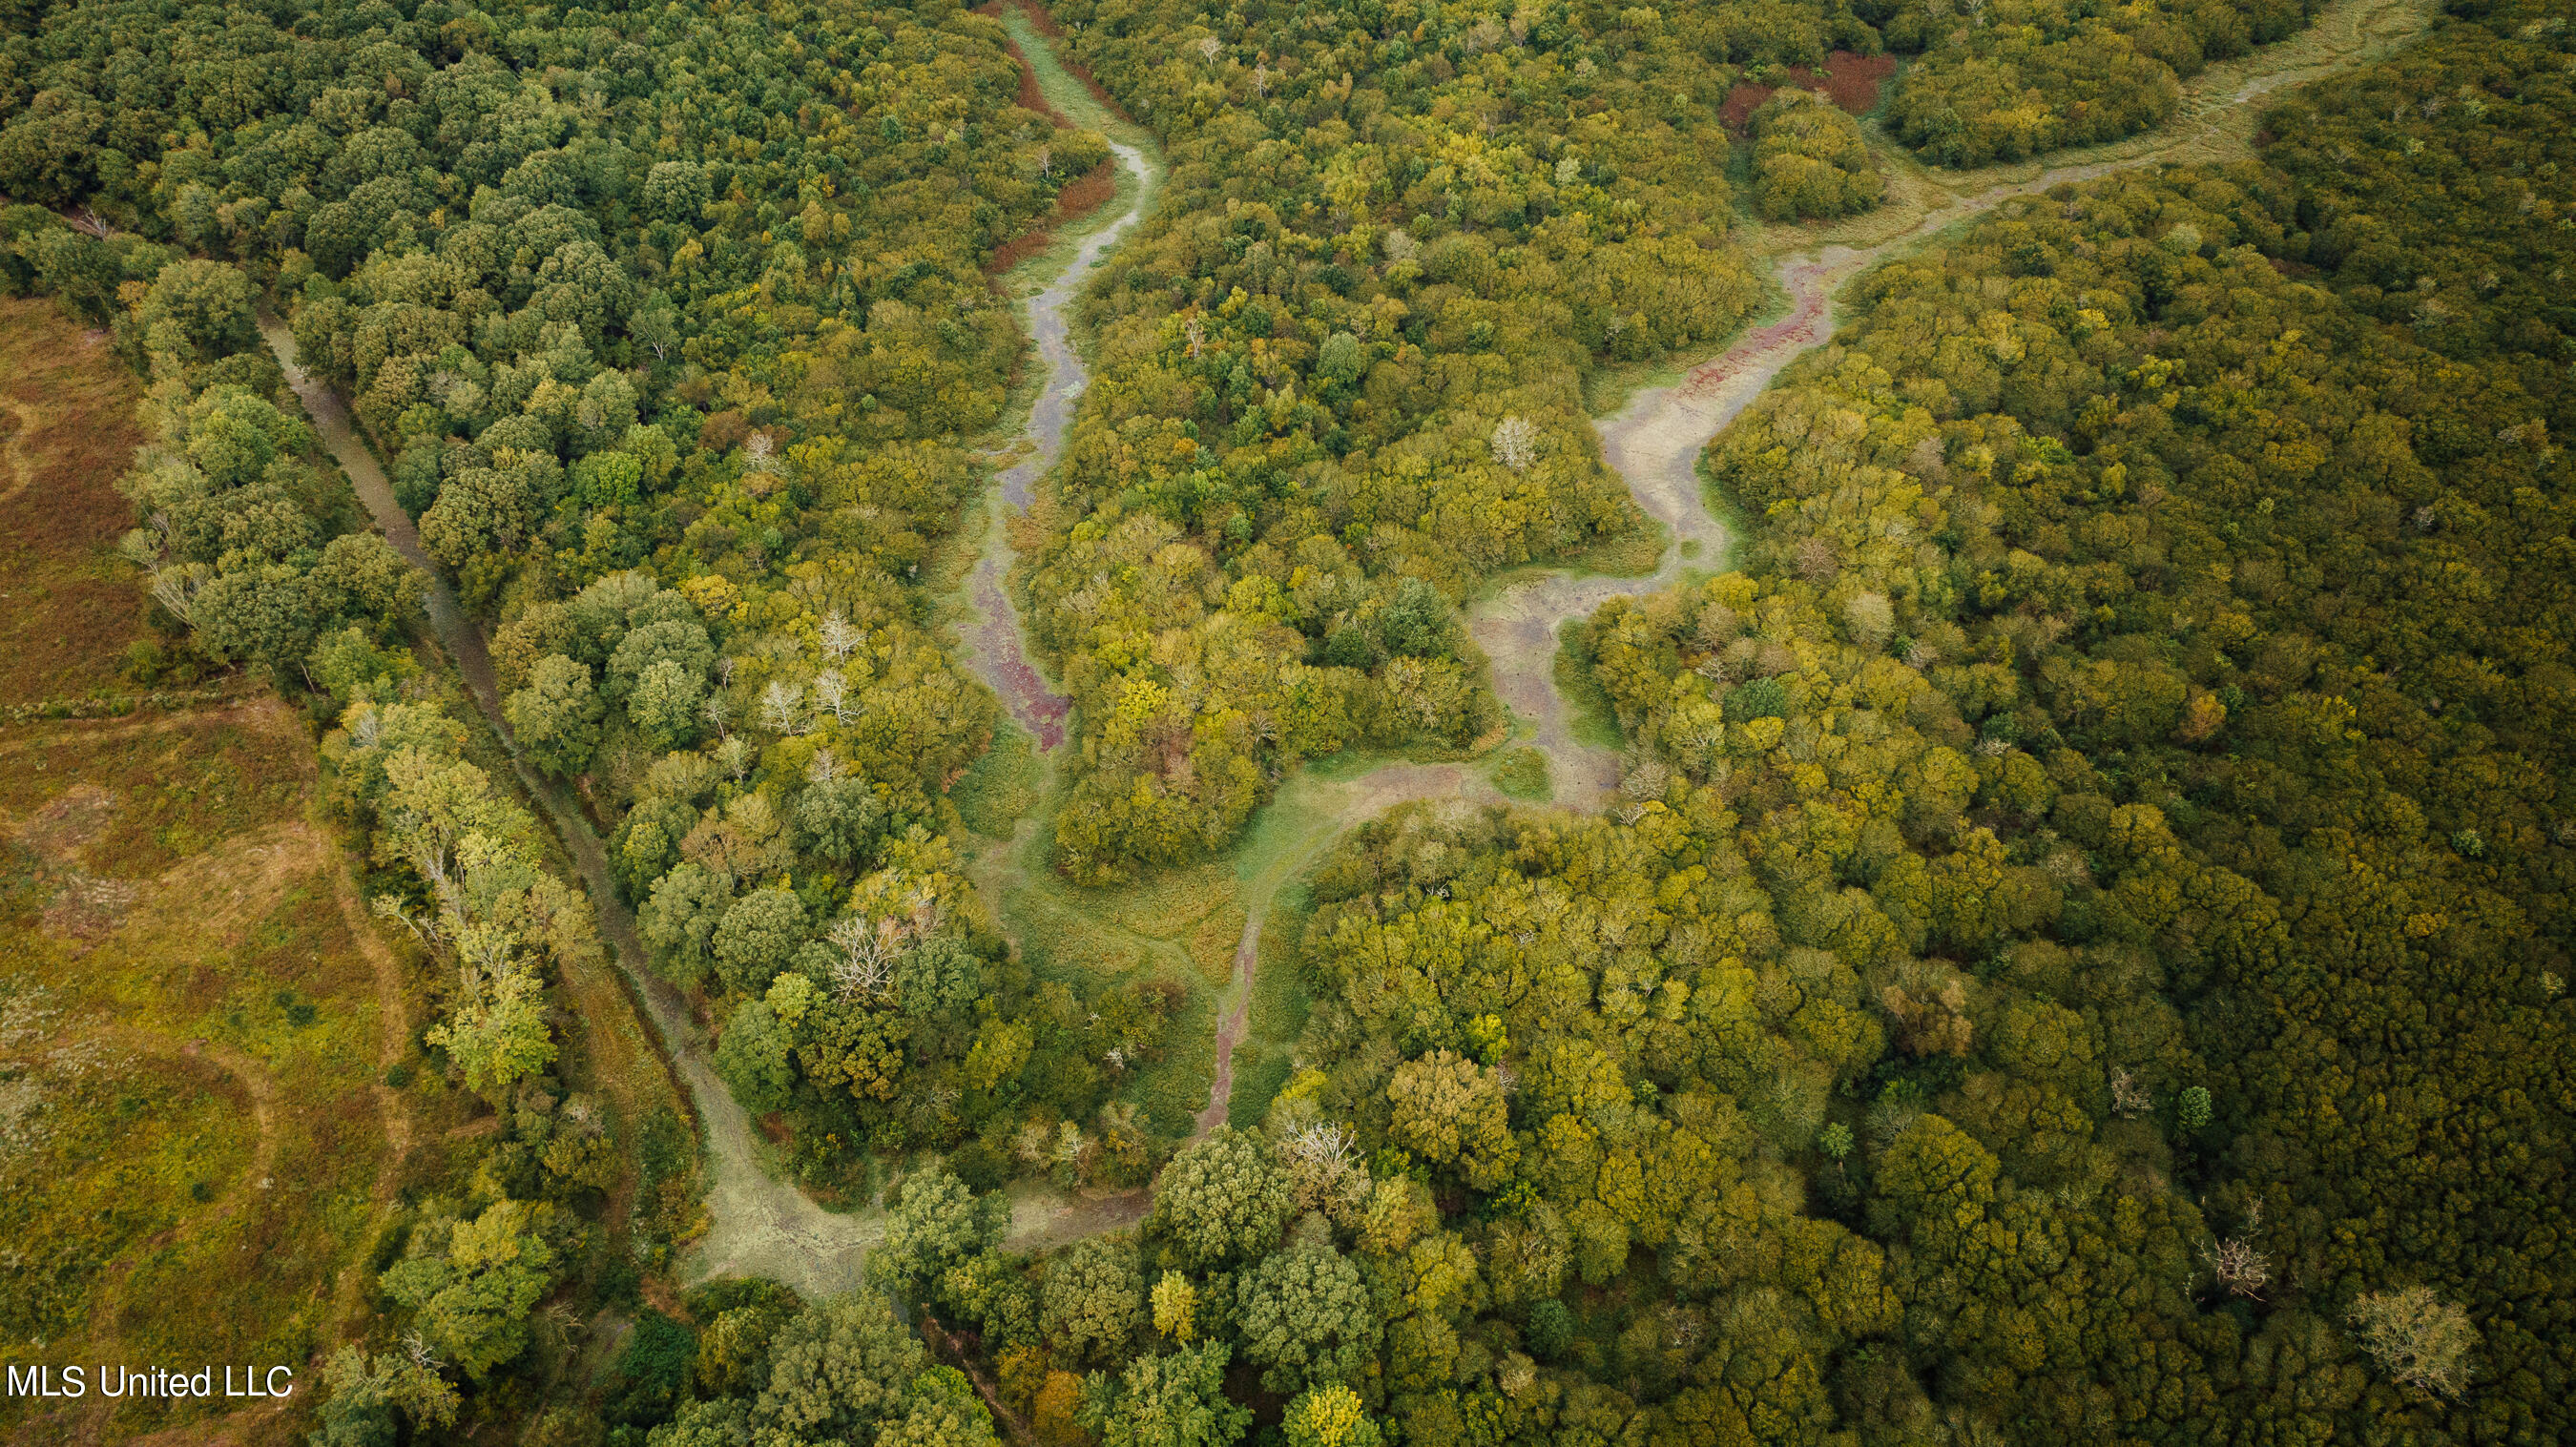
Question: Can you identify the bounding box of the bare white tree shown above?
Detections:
[373,893,444,946]
[1490,415,1539,473]
[806,746,842,785]
[1195,34,1221,62]
[820,610,861,663]
[148,563,210,624]
[2203,1236,2271,1299]
[812,669,852,725]
[701,694,732,739]
[758,678,806,734]
[825,915,897,1003]
[1278,1120,1361,1200]
[539,1301,582,1349]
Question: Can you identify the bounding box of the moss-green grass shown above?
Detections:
[0,302,467,1440]
[951,722,1046,839]
[1552,621,1628,753]
[979,775,1227,1139]
[1491,746,1553,801]
[0,710,466,1440]
[1223,877,1316,1127]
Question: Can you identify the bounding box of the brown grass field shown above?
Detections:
[1719,51,1901,133]
[0,297,155,707]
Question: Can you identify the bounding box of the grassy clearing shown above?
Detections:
[1551,621,1628,753]
[1002,873,1221,1138]
[1581,352,1695,418]
[1553,518,1666,582]
[0,300,464,1445]
[972,777,1225,1138]
[952,723,1048,840]
[965,726,1411,1142]
[1490,746,1553,801]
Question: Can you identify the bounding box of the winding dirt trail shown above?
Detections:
[256,4,1184,1299]
[75,1029,279,1353]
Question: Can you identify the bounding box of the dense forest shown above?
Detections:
[838,7,2561,1447]
[0,0,1153,1437]
[1024,0,1769,880]
[1013,0,2329,882]
[1074,6,2556,1445]
[7,0,2572,1441]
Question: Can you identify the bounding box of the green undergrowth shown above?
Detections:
[1551,620,1629,752]
[987,780,1224,1141]
[1490,746,1553,801]
[999,4,1154,150]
